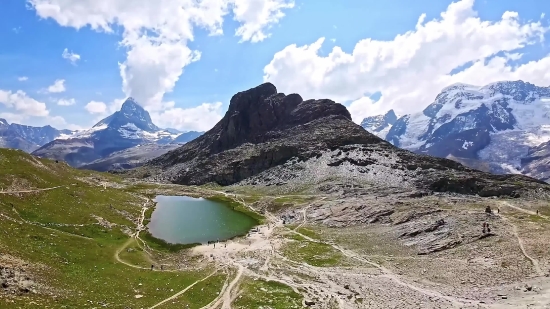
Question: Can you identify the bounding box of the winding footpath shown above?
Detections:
[499,201,544,277]
[0,185,63,194]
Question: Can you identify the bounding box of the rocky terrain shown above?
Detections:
[361,80,550,182]
[32,98,202,169]
[136,82,548,199]
[0,118,73,153]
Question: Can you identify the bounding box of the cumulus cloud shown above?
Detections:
[0,90,49,117]
[232,0,295,42]
[62,48,81,65]
[29,0,294,112]
[150,102,224,131]
[84,101,107,114]
[263,0,549,123]
[57,98,76,106]
[17,76,28,81]
[47,79,66,93]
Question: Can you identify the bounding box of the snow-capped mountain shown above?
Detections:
[32,98,195,167]
[0,118,74,152]
[361,80,550,182]
[360,110,397,138]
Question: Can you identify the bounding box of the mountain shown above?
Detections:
[361,80,550,182]
[79,143,181,172]
[360,109,397,136]
[0,118,73,152]
[32,98,179,167]
[130,83,545,198]
[171,131,204,144]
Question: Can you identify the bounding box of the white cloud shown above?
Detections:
[0,90,49,117]
[57,98,76,106]
[29,0,294,111]
[17,76,28,81]
[62,48,81,65]
[151,102,224,131]
[263,0,549,123]
[47,79,66,93]
[85,101,107,114]
[232,0,295,42]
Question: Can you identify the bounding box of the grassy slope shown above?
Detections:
[0,149,224,308]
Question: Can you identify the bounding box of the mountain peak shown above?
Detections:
[384,109,397,122]
[0,118,8,127]
[360,109,398,133]
[93,98,160,132]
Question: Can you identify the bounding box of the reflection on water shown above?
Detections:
[147,195,257,244]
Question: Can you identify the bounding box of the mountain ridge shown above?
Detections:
[361,80,550,182]
[31,98,200,168]
[129,82,546,199]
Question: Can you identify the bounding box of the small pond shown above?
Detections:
[147,195,258,244]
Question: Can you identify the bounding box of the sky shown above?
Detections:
[1,0,550,131]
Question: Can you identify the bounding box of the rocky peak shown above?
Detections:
[93,98,160,132]
[0,118,7,128]
[146,82,377,185]
[212,82,352,152]
[361,109,398,133]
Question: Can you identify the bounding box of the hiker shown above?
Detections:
[482,222,487,234]
[487,223,491,233]
[151,264,154,270]
[537,210,539,215]
[485,206,492,214]
[160,265,163,271]
[225,243,227,248]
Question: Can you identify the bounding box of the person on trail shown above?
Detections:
[151,264,154,270]
[160,265,163,271]
[482,222,487,234]
[537,210,539,215]
[487,223,491,233]
[485,206,492,214]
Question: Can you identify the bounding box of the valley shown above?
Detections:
[1,148,550,308]
[2,83,550,308]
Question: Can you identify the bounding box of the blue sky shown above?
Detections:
[1,0,550,131]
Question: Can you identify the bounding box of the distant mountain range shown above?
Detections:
[0,98,203,170]
[361,80,550,182]
[0,118,74,153]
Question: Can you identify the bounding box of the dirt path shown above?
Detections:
[498,202,544,276]
[192,192,489,308]
[222,264,244,309]
[148,269,219,309]
[0,185,63,194]
[500,201,549,220]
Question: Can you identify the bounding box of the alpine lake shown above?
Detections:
[147,195,258,245]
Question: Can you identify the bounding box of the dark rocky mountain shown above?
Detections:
[32,98,179,167]
[0,118,73,153]
[130,83,547,198]
[361,81,550,182]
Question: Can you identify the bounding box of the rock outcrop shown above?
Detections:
[138,83,548,197]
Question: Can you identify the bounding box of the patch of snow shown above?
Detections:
[121,123,139,130]
[462,141,473,150]
[72,124,108,138]
[509,97,550,129]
